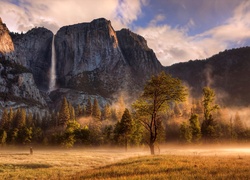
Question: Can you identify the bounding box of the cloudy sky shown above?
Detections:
[1,0,250,66]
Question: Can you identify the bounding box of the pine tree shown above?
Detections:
[58,97,70,126]
[26,112,33,128]
[14,108,26,128]
[0,109,9,129]
[102,104,112,120]
[92,98,101,120]
[68,102,76,120]
[76,104,82,117]
[119,108,134,151]
[85,98,92,116]
[117,95,125,120]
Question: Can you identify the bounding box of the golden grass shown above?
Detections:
[0,147,147,180]
[1,146,250,180]
[76,154,250,180]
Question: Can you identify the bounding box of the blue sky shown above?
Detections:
[1,0,250,66]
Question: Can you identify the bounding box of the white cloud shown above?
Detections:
[0,0,147,33]
[1,0,250,67]
[136,1,250,66]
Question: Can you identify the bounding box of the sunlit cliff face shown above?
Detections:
[0,18,14,54]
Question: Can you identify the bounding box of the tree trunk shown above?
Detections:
[149,143,155,155]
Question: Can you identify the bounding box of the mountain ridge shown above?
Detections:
[0,17,250,116]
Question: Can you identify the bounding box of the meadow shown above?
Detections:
[0,145,250,179]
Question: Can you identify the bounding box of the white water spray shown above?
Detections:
[49,35,57,92]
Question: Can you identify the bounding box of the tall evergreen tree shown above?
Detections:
[0,109,9,129]
[119,108,134,151]
[117,95,125,120]
[58,97,70,126]
[68,102,76,120]
[102,103,112,120]
[85,98,92,116]
[92,98,101,120]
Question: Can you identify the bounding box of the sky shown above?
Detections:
[1,0,250,66]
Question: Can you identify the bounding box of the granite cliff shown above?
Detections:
[1,17,250,116]
[10,28,53,90]
[55,18,163,99]
[0,18,14,55]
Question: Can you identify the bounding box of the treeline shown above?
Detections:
[0,96,143,148]
[1,77,250,149]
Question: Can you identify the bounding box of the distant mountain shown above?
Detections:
[166,47,250,107]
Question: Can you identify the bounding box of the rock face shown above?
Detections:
[166,47,250,106]
[3,17,250,111]
[10,27,53,90]
[55,18,163,98]
[0,18,14,55]
[0,57,47,109]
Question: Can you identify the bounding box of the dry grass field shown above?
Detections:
[0,145,250,179]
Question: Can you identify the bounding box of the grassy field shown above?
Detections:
[76,154,250,180]
[0,146,250,179]
[0,147,147,180]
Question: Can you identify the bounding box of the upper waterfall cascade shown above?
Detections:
[49,35,57,92]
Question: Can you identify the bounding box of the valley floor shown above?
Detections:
[0,145,250,179]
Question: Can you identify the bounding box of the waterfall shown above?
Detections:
[49,35,56,92]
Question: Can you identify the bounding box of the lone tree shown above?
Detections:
[133,72,187,155]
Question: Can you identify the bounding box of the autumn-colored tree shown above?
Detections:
[116,95,126,120]
[85,98,92,116]
[0,109,9,129]
[201,87,219,140]
[189,113,201,143]
[102,103,112,120]
[179,122,192,143]
[58,97,70,126]
[133,72,187,155]
[92,98,101,120]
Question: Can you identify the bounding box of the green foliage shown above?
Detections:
[189,114,201,143]
[61,120,81,148]
[119,109,134,150]
[179,122,192,143]
[58,97,70,126]
[201,87,219,141]
[202,87,219,122]
[133,72,187,154]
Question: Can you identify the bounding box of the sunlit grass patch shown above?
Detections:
[77,155,250,180]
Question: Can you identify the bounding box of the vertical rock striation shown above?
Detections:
[11,27,53,90]
[55,18,163,98]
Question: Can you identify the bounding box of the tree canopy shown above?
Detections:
[133,72,187,154]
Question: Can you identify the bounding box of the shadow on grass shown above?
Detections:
[2,163,53,169]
